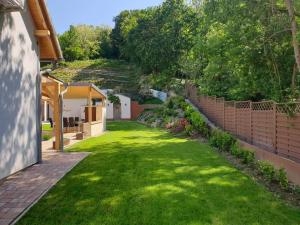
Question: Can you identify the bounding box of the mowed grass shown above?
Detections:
[42,123,52,131]
[17,122,300,225]
[51,59,141,93]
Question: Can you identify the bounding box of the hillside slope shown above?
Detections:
[51,59,142,93]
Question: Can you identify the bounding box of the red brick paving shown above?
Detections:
[0,151,89,225]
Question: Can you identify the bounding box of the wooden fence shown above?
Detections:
[186,83,300,163]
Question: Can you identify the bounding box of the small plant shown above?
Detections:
[108,94,121,105]
[171,118,189,133]
[209,129,236,151]
[189,112,210,137]
[184,124,194,136]
[275,168,289,189]
[240,148,255,165]
[42,134,52,141]
[166,98,175,109]
[230,143,241,156]
[184,105,196,118]
[256,160,276,182]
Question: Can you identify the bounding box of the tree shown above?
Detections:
[59,25,114,61]
[284,0,300,72]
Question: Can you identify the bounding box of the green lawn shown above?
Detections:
[18,122,300,225]
[42,124,52,131]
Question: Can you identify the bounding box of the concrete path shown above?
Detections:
[0,151,89,225]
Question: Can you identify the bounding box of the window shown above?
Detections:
[0,0,24,11]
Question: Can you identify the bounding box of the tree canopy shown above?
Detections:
[59,25,113,61]
[58,0,300,101]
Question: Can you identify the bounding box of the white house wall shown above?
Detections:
[0,6,40,180]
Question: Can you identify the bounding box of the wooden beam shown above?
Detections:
[42,86,55,99]
[35,30,50,37]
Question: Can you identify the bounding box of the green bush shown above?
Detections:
[257,161,276,182]
[184,124,194,136]
[166,98,175,109]
[231,144,255,165]
[184,105,196,118]
[189,112,210,137]
[42,134,52,141]
[230,143,241,156]
[209,129,236,151]
[275,168,289,189]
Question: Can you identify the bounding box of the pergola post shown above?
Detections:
[53,83,62,150]
[88,87,92,124]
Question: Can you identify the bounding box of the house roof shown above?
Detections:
[41,71,64,84]
[27,0,62,61]
[63,83,107,100]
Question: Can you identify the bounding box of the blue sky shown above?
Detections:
[47,0,163,34]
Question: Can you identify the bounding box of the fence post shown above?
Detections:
[273,102,277,153]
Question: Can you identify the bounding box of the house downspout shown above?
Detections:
[59,83,69,151]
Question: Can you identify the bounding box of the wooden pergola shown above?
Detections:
[42,73,65,150]
[62,83,106,130]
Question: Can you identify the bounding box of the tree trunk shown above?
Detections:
[284,0,300,72]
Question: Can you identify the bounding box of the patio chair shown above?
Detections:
[69,117,75,132]
[63,118,69,133]
[75,117,80,132]
[49,118,53,128]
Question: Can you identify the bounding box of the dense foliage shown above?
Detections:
[58,0,300,101]
[59,25,114,61]
[110,0,300,101]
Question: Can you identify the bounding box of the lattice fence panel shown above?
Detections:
[276,103,300,162]
[236,101,251,142]
[251,102,275,151]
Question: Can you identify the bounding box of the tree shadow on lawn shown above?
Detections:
[17,123,300,225]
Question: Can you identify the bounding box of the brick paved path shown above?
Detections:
[0,151,89,225]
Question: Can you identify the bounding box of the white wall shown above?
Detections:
[63,99,88,120]
[106,100,114,120]
[117,94,131,119]
[106,94,131,120]
[0,6,40,180]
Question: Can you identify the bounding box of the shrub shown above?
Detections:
[241,150,255,164]
[189,112,210,137]
[275,168,289,189]
[184,105,196,118]
[210,129,236,151]
[166,98,175,109]
[257,160,276,182]
[108,94,121,105]
[230,143,241,156]
[184,124,194,136]
[171,118,189,133]
[42,134,52,141]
